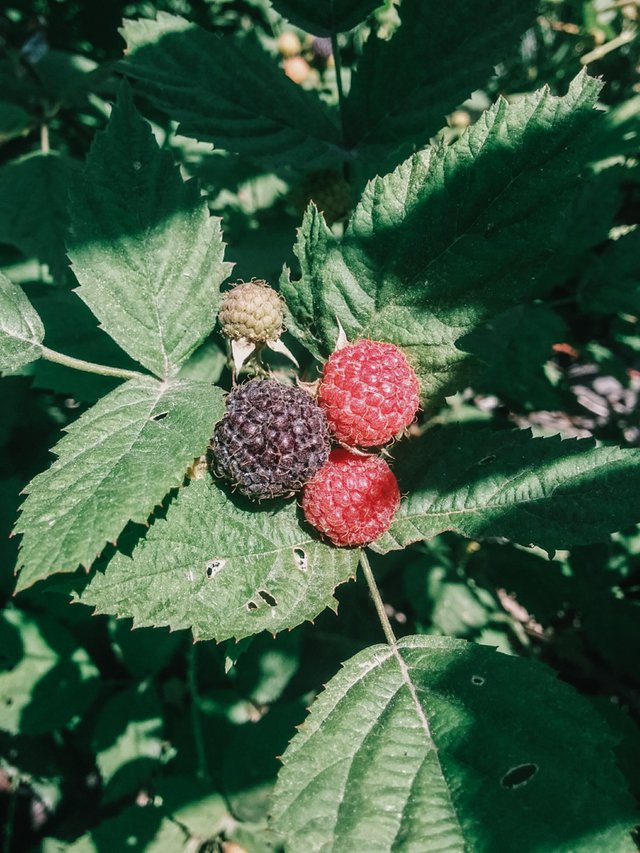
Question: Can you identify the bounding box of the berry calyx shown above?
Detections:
[209,379,330,501]
[302,449,400,547]
[218,279,284,345]
[318,339,420,447]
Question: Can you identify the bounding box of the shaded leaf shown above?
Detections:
[373,427,640,554]
[283,73,603,405]
[91,684,165,804]
[272,635,636,852]
[345,0,537,178]
[68,84,232,379]
[269,0,381,35]
[80,478,360,641]
[14,378,224,591]
[0,152,78,283]
[0,608,99,735]
[0,271,44,374]
[120,13,343,168]
[580,229,640,316]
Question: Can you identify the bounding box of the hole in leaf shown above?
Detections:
[501,763,539,789]
[5,697,13,706]
[293,547,307,571]
[205,559,225,579]
[152,412,168,422]
[258,589,277,607]
[246,600,258,611]
[471,675,485,686]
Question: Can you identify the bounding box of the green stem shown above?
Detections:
[359,550,397,648]
[331,31,347,139]
[187,643,210,783]
[40,345,145,381]
[2,777,17,853]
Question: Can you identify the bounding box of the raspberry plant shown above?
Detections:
[1,1,640,851]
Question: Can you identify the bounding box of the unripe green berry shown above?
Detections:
[218,280,284,345]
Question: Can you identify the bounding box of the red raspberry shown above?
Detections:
[318,339,420,447]
[302,449,400,547]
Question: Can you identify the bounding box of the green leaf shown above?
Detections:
[42,804,186,853]
[109,620,185,679]
[0,101,31,144]
[580,229,640,316]
[272,635,636,852]
[0,152,78,283]
[68,84,232,379]
[344,0,537,177]
[80,478,360,641]
[0,608,99,735]
[91,684,165,803]
[465,304,567,410]
[282,73,603,405]
[269,0,381,35]
[14,377,223,591]
[153,776,229,837]
[0,271,44,374]
[373,427,640,555]
[120,13,343,168]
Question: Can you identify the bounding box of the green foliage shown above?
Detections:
[14,378,224,591]
[283,73,602,405]
[80,478,360,640]
[68,85,231,379]
[120,14,342,168]
[0,152,78,282]
[374,428,640,554]
[0,271,44,373]
[1,0,639,850]
[273,636,636,852]
[344,0,538,177]
[269,0,381,36]
[0,608,99,735]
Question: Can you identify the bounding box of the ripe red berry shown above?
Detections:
[318,339,420,447]
[302,449,400,547]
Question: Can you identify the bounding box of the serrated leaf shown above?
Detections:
[344,0,537,178]
[0,608,99,735]
[14,377,224,591]
[0,152,78,283]
[0,271,44,374]
[120,13,343,168]
[373,427,640,555]
[283,73,603,404]
[269,0,381,35]
[80,478,360,641]
[68,84,232,379]
[91,684,165,803]
[272,635,636,852]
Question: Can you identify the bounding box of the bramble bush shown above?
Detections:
[1,0,640,850]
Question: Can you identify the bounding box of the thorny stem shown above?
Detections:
[187,643,210,783]
[40,346,146,381]
[359,550,398,648]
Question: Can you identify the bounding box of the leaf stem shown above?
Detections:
[331,31,347,140]
[40,345,146,381]
[359,550,397,647]
[187,643,210,783]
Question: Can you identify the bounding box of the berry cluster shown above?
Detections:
[211,286,420,546]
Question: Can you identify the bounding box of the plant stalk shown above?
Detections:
[40,346,145,381]
[187,643,210,783]
[359,550,398,648]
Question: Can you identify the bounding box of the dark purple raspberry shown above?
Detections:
[209,379,331,500]
[311,37,332,59]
